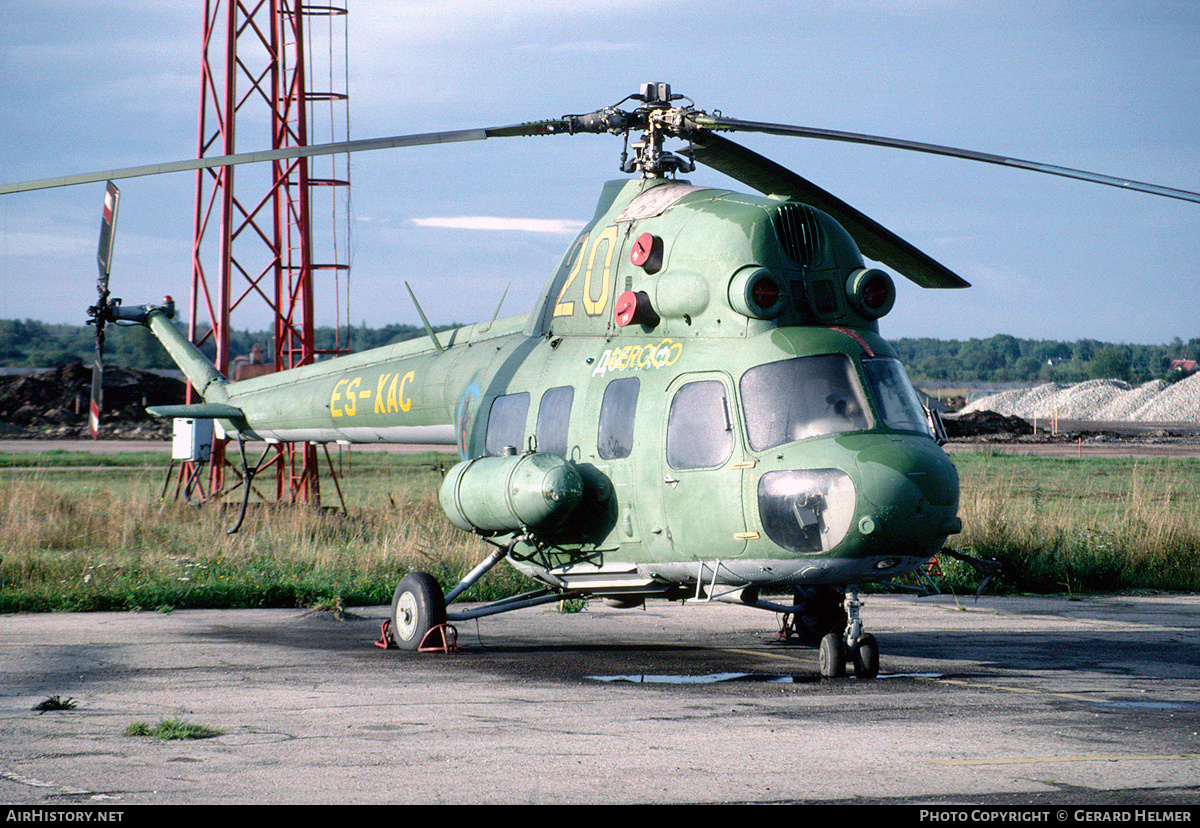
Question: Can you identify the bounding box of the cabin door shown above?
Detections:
[659,372,748,563]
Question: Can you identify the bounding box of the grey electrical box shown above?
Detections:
[172,418,214,462]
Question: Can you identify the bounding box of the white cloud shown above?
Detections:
[411,216,585,233]
[1,230,90,259]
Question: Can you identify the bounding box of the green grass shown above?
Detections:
[936,453,1200,595]
[0,450,533,613]
[124,719,223,740]
[1,448,1197,611]
[33,695,77,712]
[0,449,171,468]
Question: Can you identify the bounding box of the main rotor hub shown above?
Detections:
[565,82,705,179]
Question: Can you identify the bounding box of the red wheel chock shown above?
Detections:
[374,619,460,653]
[418,623,460,653]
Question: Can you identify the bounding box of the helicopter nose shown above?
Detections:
[753,435,961,559]
[854,436,961,553]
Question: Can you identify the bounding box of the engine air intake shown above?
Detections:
[772,203,824,269]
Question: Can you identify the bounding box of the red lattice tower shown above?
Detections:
[186,0,351,505]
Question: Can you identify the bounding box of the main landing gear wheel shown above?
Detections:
[790,586,848,645]
[389,572,446,651]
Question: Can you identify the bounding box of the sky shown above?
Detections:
[1,0,1198,347]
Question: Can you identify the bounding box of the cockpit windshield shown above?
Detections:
[740,354,872,450]
[861,357,932,435]
[740,354,933,451]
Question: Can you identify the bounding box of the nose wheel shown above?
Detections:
[816,585,878,679]
[849,631,879,679]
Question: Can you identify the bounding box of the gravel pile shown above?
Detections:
[961,374,1200,422]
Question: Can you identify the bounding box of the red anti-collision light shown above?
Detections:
[750,276,780,310]
[863,276,889,309]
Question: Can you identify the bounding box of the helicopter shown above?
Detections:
[6,83,1199,678]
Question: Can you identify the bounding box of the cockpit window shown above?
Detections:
[861,357,931,435]
[740,355,871,451]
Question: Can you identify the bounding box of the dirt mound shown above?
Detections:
[0,364,185,439]
[943,409,1034,438]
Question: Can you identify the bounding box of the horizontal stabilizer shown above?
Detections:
[145,403,246,422]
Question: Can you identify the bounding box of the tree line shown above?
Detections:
[890,334,1200,384]
[0,319,455,372]
[2,319,1197,384]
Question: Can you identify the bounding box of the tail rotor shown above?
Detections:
[86,181,120,439]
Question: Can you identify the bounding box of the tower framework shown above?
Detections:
[187,0,351,505]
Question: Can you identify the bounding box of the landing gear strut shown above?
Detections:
[383,541,588,653]
[788,585,879,679]
[834,585,878,679]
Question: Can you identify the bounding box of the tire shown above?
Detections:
[852,633,879,680]
[818,632,846,678]
[389,572,446,651]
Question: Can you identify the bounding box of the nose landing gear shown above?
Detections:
[787,584,879,679]
[821,628,879,679]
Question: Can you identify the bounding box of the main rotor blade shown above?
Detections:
[0,121,568,196]
[691,115,1200,205]
[691,132,970,289]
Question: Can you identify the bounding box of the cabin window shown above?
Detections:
[740,354,871,450]
[598,377,639,460]
[861,358,931,436]
[666,380,733,469]
[535,386,574,457]
[485,392,529,456]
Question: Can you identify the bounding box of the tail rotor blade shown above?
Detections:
[97,181,119,288]
[89,181,119,440]
[89,349,103,440]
